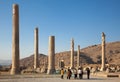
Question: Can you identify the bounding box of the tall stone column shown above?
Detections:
[101,32,106,71]
[70,38,74,69]
[34,28,39,69]
[47,36,55,74]
[77,45,80,68]
[11,4,20,75]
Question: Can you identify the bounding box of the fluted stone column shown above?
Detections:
[34,28,39,69]
[70,38,74,69]
[101,32,106,71]
[77,45,80,68]
[47,36,55,74]
[11,4,20,75]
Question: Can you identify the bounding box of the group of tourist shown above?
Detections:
[60,67,90,79]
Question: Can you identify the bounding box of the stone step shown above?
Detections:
[107,74,119,77]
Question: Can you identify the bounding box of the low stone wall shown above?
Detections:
[107,74,119,77]
[93,72,120,78]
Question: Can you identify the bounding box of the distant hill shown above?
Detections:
[0,60,11,66]
[20,54,47,68]
[80,41,120,64]
[20,41,120,69]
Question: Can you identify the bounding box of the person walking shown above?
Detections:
[61,68,64,79]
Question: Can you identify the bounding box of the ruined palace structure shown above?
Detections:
[70,38,74,69]
[34,28,39,69]
[47,36,55,74]
[77,45,80,68]
[11,4,20,75]
[10,4,108,74]
[101,32,106,71]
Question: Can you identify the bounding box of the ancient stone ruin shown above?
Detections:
[11,4,20,75]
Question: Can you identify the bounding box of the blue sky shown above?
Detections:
[0,0,120,60]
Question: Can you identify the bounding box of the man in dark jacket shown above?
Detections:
[86,67,90,79]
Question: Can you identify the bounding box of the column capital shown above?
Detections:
[13,4,19,15]
[102,32,105,37]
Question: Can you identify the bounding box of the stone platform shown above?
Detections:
[0,74,120,82]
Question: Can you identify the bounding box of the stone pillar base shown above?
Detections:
[47,69,55,74]
[100,67,106,72]
[11,68,20,75]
